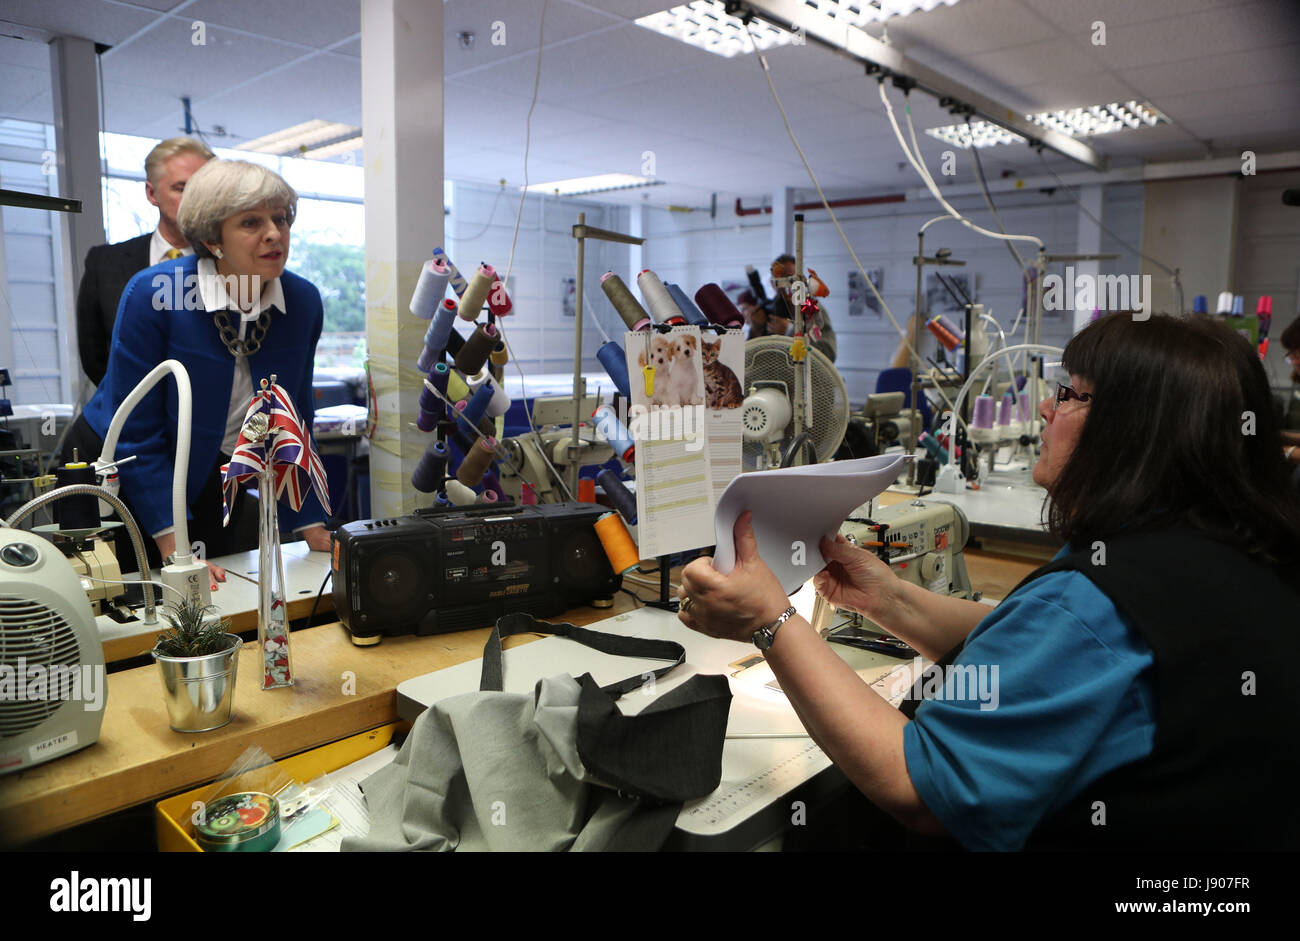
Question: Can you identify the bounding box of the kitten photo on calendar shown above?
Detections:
[702,334,744,410]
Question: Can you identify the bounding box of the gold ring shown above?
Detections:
[679,596,694,613]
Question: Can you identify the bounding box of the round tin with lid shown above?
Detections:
[195,791,281,852]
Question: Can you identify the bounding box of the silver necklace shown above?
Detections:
[212,308,271,357]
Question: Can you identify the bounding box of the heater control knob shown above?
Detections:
[1,542,39,567]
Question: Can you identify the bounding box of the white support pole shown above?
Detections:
[361,0,444,518]
[771,187,793,261]
[49,36,104,399]
[1073,185,1103,335]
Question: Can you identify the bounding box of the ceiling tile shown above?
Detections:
[1117,41,1300,99]
[185,0,360,50]
[100,17,306,92]
[0,0,158,45]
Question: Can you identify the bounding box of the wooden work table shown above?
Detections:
[0,548,1040,848]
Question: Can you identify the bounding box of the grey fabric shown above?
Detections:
[342,675,679,852]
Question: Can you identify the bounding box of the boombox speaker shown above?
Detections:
[332,502,622,645]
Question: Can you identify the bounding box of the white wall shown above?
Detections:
[1233,169,1300,390]
[446,181,630,390]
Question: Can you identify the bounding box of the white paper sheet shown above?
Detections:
[712,454,910,592]
[288,743,399,852]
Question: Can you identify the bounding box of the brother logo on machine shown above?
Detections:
[49,871,151,921]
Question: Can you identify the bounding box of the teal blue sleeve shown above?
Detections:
[902,569,1156,851]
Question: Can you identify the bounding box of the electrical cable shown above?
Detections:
[454,182,508,243]
[1033,149,1185,314]
[475,0,574,502]
[892,86,1044,252]
[79,572,185,604]
[967,130,1029,274]
[740,21,967,426]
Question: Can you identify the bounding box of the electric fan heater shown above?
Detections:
[741,336,850,470]
[0,527,105,774]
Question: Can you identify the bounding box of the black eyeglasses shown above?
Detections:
[1055,381,1093,409]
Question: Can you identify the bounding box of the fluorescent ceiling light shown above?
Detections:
[927,122,1026,149]
[301,136,363,160]
[803,0,961,27]
[635,1,794,58]
[523,173,665,197]
[926,100,1168,149]
[636,0,962,55]
[235,120,362,156]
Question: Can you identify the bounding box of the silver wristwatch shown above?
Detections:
[753,605,797,652]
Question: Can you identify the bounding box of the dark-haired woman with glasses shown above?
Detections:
[675,314,1300,850]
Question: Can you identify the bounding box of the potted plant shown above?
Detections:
[151,600,244,732]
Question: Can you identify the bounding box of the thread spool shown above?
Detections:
[638,269,685,325]
[935,314,965,342]
[521,483,538,506]
[477,489,499,504]
[972,394,996,430]
[410,257,450,319]
[1215,291,1233,315]
[1231,295,1244,316]
[1017,395,1032,423]
[447,369,469,403]
[593,405,635,463]
[993,392,1013,428]
[455,324,495,376]
[458,264,494,321]
[596,341,631,399]
[926,317,963,352]
[478,415,496,437]
[1193,295,1208,314]
[432,247,468,297]
[411,440,449,493]
[1257,295,1273,317]
[54,463,99,530]
[419,379,443,414]
[417,300,459,371]
[481,470,505,501]
[462,382,493,428]
[601,272,651,331]
[416,408,439,433]
[596,468,637,525]
[578,478,596,503]
[490,341,509,366]
[435,491,453,507]
[445,478,477,506]
[664,282,709,327]
[918,432,949,465]
[428,361,450,395]
[470,374,510,418]
[482,263,513,317]
[457,436,496,487]
[594,512,639,576]
[694,283,744,327]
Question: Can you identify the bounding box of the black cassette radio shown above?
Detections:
[332,502,621,645]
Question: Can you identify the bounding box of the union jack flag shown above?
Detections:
[220,379,331,525]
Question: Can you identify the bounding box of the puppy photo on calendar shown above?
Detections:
[636,331,703,408]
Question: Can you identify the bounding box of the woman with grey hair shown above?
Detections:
[66,159,331,587]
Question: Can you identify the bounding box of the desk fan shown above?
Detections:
[741,336,849,470]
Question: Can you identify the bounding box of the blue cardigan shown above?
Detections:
[83,255,327,538]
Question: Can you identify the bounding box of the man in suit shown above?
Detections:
[75,136,214,385]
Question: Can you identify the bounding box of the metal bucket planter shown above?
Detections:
[152,635,243,732]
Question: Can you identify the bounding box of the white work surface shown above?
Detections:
[395,590,917,851]
[903,466,1051,542]
[94,542,330,650]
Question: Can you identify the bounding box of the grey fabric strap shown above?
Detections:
[480,611,686,697]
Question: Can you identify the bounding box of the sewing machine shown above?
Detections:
[496,394,619,503]
[814,497,974,643]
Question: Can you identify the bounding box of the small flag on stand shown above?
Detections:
[221,376,331,689]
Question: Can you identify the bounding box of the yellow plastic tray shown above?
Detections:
[155,722,407,852]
